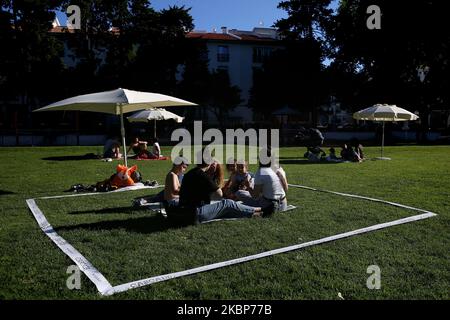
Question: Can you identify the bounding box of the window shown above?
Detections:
[217,66,229,72]
[253,47,272,63]
[217,45,229,62]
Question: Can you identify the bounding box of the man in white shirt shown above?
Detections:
[236,149,288,213]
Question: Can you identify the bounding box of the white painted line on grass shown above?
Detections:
[26,184,437,296]
[288,184,430,213]
[37,184,163,200]
[106,211,436,295]
[26,199,113,295]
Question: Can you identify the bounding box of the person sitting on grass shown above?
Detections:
[133,156,188,206]
[152,138,162,158]
[163,157,189,208]
[340,143,352,161]
[341,142,362,162]
[235,148,287,212]
[352,139,365,161]
[206,158,225,189]
[227,159,254,199]
[103,136,122,159]
[127,137,147,156]
[173,151,270,224]
[222,158,237,198]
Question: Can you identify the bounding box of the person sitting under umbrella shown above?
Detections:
[103,136,122,159]
[127,137,148,156]
[151,138,162,158]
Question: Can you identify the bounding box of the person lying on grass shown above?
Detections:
[135,138,165,160]
[135,142,155,159]
[173,152,273,224]
[71,164,141,192]
[236,148,288,212]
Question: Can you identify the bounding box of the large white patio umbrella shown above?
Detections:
[127,108,184,138]
[34,88,197,166]
[353,104,419,160]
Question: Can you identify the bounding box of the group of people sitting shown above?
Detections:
[102,136,162,160]
[304,140,365,163]
[160,149,288,224]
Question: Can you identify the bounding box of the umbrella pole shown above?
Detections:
[120,104,128,167]
[154,119,156,139]
[381,121,385,159]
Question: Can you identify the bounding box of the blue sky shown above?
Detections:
[57,0,339,31]
[151,0,287,31]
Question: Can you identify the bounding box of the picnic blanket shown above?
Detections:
[138,200,297,223]
[136,156,170,161]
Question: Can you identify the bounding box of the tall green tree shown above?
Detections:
[0,0,64,107]
[331,0,450,124]
[249,0,334,123]
[206,69,242,123]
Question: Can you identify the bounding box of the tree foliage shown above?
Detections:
[249,0,333,121]
[0,0,64,106]
[330,0,450,118]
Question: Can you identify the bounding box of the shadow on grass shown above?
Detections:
[68,206,148,215]
[0,190,14,196]
[42,153,101,161]
[279,156,305,160]
[54,215,177,234]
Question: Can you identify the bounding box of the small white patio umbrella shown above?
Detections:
[34,88,196,166]
[127,108,184,138]
[353,104,419,160]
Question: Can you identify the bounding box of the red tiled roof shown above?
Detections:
[239,34,277,42]
[187,32,278,42]
[187,32,239,41]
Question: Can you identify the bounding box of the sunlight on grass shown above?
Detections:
[0,145,449,299]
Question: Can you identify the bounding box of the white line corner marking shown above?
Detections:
[26,185,437,296]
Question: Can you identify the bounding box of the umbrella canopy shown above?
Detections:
[127,108,184,138]
[353,104,419,160]
[353,104,419,122]
[127,108,184,123]
[35,88,196,115]
[34,88,197,166]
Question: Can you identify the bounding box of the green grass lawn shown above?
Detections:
[0,145,449,299]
